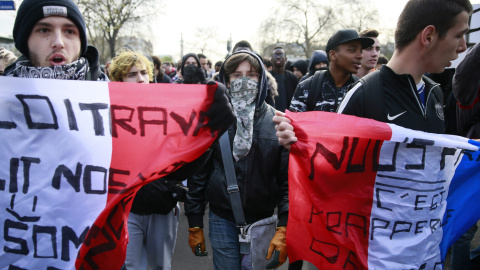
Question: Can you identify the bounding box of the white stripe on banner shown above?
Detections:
[388,123,477,151]
[368,139,463,269]
[0,77,112,269]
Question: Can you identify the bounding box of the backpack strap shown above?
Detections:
[306,70,327,111]
[361,70,385,121]
[218,133,246,228]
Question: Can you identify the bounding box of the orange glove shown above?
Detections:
[266,226,287,269]
[188,228,208,256]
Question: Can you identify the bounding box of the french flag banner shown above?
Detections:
[0,77,217,270]
[286,110,480,269]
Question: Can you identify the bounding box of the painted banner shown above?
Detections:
[286,110,480,269]
[0,77,217,269]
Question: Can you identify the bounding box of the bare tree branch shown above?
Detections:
[256,0,379,58]
[75,0,159,62]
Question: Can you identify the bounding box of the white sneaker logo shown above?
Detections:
[387,111,407,121]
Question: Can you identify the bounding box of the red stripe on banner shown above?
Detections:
[285,111,392,269]
[76,83,217,270]
[286,110,393,143]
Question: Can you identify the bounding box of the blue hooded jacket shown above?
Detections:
[300,50,328,82]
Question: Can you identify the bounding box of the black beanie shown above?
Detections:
[13,0,88,58]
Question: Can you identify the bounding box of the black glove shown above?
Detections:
[205,81,235,134]
[167,181,188,202]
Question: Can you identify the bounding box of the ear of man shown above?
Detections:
[329,50,337,62]
[420,25,438,48]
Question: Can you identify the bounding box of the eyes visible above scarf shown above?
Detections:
[226,76,258,161]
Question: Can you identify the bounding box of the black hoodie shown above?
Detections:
[174,53,207,84]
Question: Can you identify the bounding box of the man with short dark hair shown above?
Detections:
[197,53,211,79]
[214,60,223,73]
[207,59,213,77]
[263,57,273,71]
[151,55,172,83]
[376,55,389,70]
[357,29,381,78]
[233,40,253,53]
[337,0,471,133]
[288,29,373,113]
[271,47,298,112]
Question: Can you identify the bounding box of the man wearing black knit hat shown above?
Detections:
[3,0,107,80]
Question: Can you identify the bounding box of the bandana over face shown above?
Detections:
[6,57,89,80]
[227,76,258,161]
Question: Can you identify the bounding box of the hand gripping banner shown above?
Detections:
[0,77,218,269]
[286,110,480,270]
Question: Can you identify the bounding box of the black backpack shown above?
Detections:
[305,70,327,111]
[359,70,385,122]
[305,70,368,113]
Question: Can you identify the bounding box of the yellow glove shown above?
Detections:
[188,227,208,256]
[265,226,287,269]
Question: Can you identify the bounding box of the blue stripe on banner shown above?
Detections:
[469,139,480,148]
[440,148,480,259]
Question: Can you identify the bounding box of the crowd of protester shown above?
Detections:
[1,0,480,269]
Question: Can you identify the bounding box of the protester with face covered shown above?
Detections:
[184,51,289,270]
[173,53,207,84]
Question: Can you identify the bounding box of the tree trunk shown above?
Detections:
[109,30,120,59]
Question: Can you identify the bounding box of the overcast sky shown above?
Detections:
[151,0,410,60]
[1,0,480,62]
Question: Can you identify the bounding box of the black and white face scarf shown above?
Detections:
[6,57,89,80]
[227,76,258,161]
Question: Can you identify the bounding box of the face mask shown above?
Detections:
[183,64,205,84]
[7,57,89,80]
[227,76,258,161]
